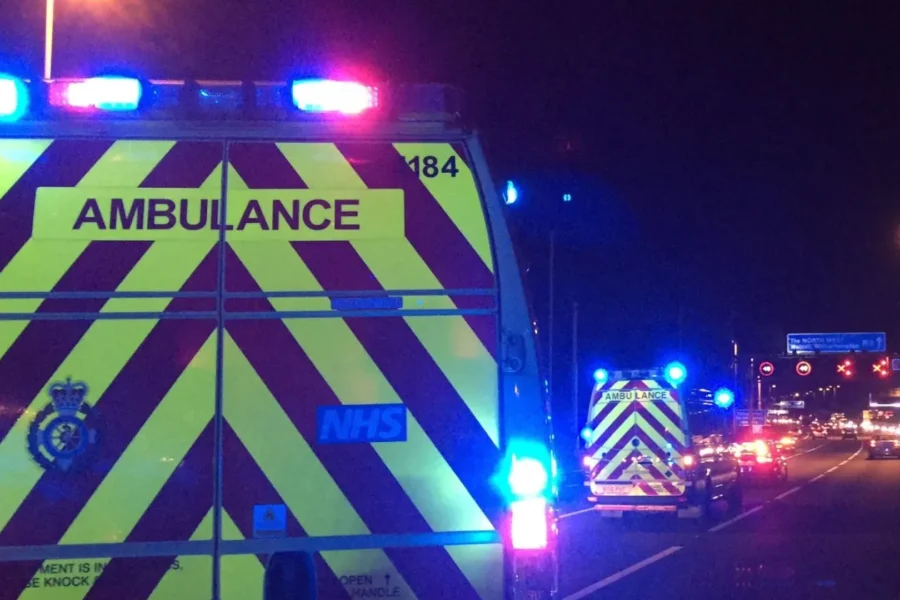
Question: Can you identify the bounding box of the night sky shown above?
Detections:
[2,1,900,381]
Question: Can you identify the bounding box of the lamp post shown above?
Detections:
[44,0,55,80]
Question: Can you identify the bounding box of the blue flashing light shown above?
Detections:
[593,368,609,385]
[503,180,519,205]
[580,427,592,442]
[0,74,28,122]
[664,361,687,386]
[508,456,549,497]
[563,193,572,202]
[291,79,376,114]
[713,387,735,409]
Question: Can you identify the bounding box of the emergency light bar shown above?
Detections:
[48,77,142,111]
[0,73,460,123]
[291,79,376,114]
[0,74,28,121]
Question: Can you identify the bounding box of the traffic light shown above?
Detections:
[872,356,891,380]
[837,357,854,379]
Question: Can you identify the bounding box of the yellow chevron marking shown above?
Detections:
[0,154,220,536]
[0,139,52,201]
[446,543,504,600]
[0,141,177,358]
[61,334,216,544]
[219,509,264,600]
[229,238,492,532]
[222,335,416,598]
[147,509,215,600]
[271,143,499,447]
[587,399,630,447]
[393,143,493,273]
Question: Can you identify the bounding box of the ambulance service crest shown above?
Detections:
[28,378,98,471]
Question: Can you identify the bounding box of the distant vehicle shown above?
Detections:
[734,438,788,484]
[868,435,900,459]
[809,424,827,439]
[841,421,859,440]
[582,365,742,520]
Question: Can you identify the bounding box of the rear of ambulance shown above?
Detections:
[583,366,693,515]
[0,74,556,599]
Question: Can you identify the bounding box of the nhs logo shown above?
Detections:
[316,404,407,444]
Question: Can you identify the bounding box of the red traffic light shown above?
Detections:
[759,361,775,377]
[873,357,890,379]
[796,360,812,376]
[837,358,854,378]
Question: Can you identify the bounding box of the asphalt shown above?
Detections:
[556,438,900,600]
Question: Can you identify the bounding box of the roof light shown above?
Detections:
[713,387,735,409]
[290,79,376,114]
[503,180,519,205]
[593,368,609,385]
[50,77,142,111]
[0,74,28,122]
[664,361,687,386]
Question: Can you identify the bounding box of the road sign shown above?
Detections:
[735,409,766,426]
[796,360,812,376]
[759,361,775,376]
[787,332,886,354]
[786,400,805,409]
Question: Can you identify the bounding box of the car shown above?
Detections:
[735,438,788,484]
[841,424,858,439]
[868,435,900,459]
[809,425,827,439]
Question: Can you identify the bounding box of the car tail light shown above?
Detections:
[871,440,877,447]
[682,454,695,467]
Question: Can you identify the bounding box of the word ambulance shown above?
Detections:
[34,188,403,241]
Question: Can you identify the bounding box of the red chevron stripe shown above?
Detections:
[629,429,685,479]
[587,399,619,431]
[82,423,215,600]
[586,406,634,454]
[634,404,686,450]
[0,249,219,559]
[637,482,658,496]
[0,139,113,271]
[293,241,501,523]
[223,250,484,600]
[651,399,684,431]
[0,241,150,448]
[331,143,497,357]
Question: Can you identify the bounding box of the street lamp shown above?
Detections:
[44,0,55,80]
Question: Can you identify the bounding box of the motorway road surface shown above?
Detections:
[556,439,900,599]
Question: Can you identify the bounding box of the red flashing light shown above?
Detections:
[873,357,890,379]
[838,358,854,378]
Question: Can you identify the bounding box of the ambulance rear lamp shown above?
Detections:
[682,454,695,467]
[0,74,28,122]
[290,79,377,114]
[510,498,549,550]
[49,77,142,111]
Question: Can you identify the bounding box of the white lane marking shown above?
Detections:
[707,505,764,533]
[785,443,826,461]
[709,442,863,533]
[774,485,802,500]
[563,545,683,600]
[558,506,597,519]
